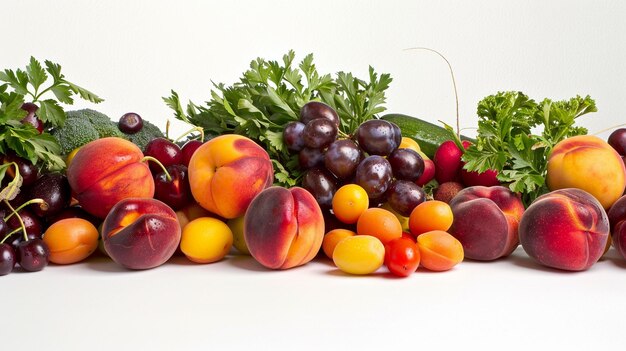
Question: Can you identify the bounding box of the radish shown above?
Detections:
[434,140,470,183]
[416,159,435,186]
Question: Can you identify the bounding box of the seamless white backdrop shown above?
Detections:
[2,1,626,350]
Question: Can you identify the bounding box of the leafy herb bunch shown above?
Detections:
[0,57,103,173]
[459,91,596,206]
[164,50,392,187]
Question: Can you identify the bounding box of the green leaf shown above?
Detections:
[63,81,104,103]
[51,85,74,104]
[0,92,27,122]
[26,56,47,92]
[44,60,64,82]
[38,99,65,125]
[0,69,29,95]
[163,90,188,122]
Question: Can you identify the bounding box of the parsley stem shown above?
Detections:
[403,47,460,137]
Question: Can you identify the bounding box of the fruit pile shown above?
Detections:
[3,53,626,278]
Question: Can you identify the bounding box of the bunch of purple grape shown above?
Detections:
[284,101,427,217]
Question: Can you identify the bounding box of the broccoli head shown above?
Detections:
[51,117,99,155]
[124,119,165,151]
[66,109,125,139]
[52,108,166,155]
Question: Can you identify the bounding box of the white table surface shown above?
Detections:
[3,246,625,350]
[2,1,626,350]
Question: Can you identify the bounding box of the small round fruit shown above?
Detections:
[399,137,421,153]
[356,208,402,244]
[43,218,99,264]
[227,216,249,255]
[332,235,385,275]
[332,184,369,224]
[608,128,626,156]
[324,139,362,179]
[144,137,183,173]
[385,237,420,277]
[66,148,81,168]
[299,147,325,169]
[387,148,424,181]
[118,112,143,134]
[181,140,203,167]
[0,243,17,275]
[16,238,50,272]
[322,229,356,259]
[180,217,233,263]
[416,230,464,271]
[300,101,340,126]
[356,120,401,156]
[355,155,393,199]
[302,168,338,209]
[409,200,454,236]
[283,121,306,152]
[302,118,338,149]
[386,180,426,217]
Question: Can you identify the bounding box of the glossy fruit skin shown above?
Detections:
[356,208,402,245]
[28,172,72,218]
[244,187,324,270]
[144,137,183,174]
[17,238,50,272]
[434,140,469,184]
[355,155,393,200]
[416,230,464,271]
[43,218,99,264]
[67,137,155,219]
[48,206,100,228]
[180,217,233,263]
[3,152,39,187]
[356,120,401,156]
[21,102,43,133]
[409,200,454,236]
[102,198,181,270]
[324,139,362,179]
[302,118,338,149]
[388,148,424,182]
[386,180,426,217]
[0,243,17,275]
[6,209,43,239]
[228,216,249,255]
[181,140,203,167]
[333,235,385,275]
[118,112,143,134]
[298,147,325,169]
[283,121,306,152]
[385,237,420,277]
[415,159,435,187]
[301,168,337,210]
[322,229,356,259]
[154,164,192,211]
[300,101,340,126]
[608,128,626,156]
[332,184,369,224]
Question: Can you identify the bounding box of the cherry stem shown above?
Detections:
[593,123,626,136]
[3,200,28,242]
[0,227,22,244]
[404,47,460,137]
[141,156,171,181]
[166,120,171,140]
[337,129,350,139]
[174,126,205,143]
[3,199,48,222]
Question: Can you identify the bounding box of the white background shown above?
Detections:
[2,1,626,350]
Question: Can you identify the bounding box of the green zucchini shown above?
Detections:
[381,113,475,159]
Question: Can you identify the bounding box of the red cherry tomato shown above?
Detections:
[385,237,420,277]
